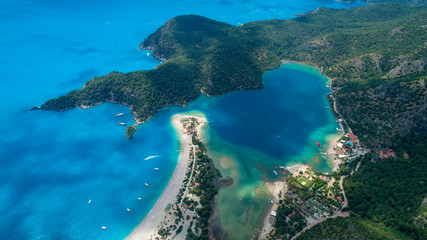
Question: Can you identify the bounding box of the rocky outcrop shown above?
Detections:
[367,53,385,73]
[345,58,366,71]
[387,58,426,77]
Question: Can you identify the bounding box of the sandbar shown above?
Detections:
[126,113,206,240]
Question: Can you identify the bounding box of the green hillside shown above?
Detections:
[41,3,426,147]
[297,134,427,239]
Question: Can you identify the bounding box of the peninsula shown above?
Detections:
[37,2,426,239]
[39,3,426,147]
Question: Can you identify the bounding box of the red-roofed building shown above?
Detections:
[347,133,357,141]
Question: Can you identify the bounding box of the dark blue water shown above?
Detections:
[182,63,338,239]
[200,64,332,160]
[0,1,365,239]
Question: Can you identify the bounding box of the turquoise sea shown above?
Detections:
[0,0,365,239]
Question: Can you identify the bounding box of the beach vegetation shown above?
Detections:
[158,227,169,237]
[185,228,198,240]
[176,225,183,234]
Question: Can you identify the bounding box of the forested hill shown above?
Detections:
[362,0,426,6]
[344,0,427,5]
[41,3,426,148]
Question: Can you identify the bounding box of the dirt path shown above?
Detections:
[340,176,348,208]
[182,147,197,199]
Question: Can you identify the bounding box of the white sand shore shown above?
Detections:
[126,114,206,240]
[259,181,287,239]
[285,164,310,177]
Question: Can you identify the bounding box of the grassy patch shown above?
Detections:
[296,176,312,188]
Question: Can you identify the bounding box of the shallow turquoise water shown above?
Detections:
[0,0,365,239]
[188,63,338,239]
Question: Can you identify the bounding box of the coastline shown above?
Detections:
[282,60,344,171]
[326,131,345,171]
[258,61,346,239]
[126,113,207,240]
[259,180,288,239]
[127,62,347,240]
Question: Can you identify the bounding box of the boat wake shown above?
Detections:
[144,155,160,160]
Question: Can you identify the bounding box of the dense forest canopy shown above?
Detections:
[297,134,427,239]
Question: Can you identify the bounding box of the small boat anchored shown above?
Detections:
[88,199,92,204]
[145,183,150,188]
[101,226,107,230]
[119,122,126,126]
[127,208,132,213]
[115,113,124,117]
[154,168,159,171]
[137,197,142,200]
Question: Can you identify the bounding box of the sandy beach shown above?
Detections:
[326,130,345,172]
[258,129,343,239]
[259,180,287,239]
[285,164,310,177]
[126,114,206,240]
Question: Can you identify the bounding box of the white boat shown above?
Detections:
[144,155,159,160]
[115,113,124,117]
[145,183,150,187]
[154,168,159,171]
[119,122,126,126]
[88,199,92,204]
[101,226,107,229]
[137,197,142,200]
[127,208,132,213]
